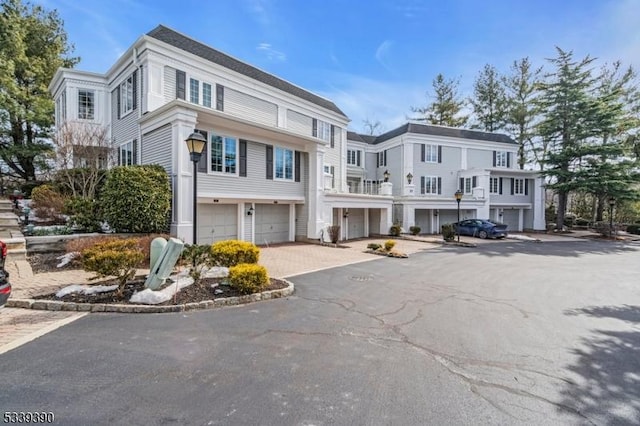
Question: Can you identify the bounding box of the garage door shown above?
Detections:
[438,210,459,232]
[347,208,365,239]
[255,204,290,245]
[198,204,237,245]
[502,209,520,232]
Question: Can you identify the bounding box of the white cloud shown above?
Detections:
[256,43,286,61]
[244,0,271,27]
[375,40,394,72]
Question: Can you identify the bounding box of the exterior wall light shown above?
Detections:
[406,173,413,184]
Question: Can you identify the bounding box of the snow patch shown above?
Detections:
[202,266,229,278]
[129,273,195,305]
[56,252,78,268]
[56,284,119,298]
[507,234,541,242]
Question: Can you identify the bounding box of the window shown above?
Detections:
[423,144,438,162]
[203,83,212,108]
[489,177,499,194]
[190,78,199,104]
[275,147,294,180]
[78,90,94,120]
[513,178,525,195]
[120,74,134,116]
[377,150,387,167]
[119,141,134,166]
[210,134,237,174]
[464,177,472,194]
[347,149,361,166]
[495,151,508,167]
[316,120,331,141]
[421,176,439,195]
[324,165,332,174]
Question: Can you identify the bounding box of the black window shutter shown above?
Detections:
[493,151,497,167]
[116,89,121,120]
[499,177,503,194]
[384,150,387,166]
[312,119,318,137]
[421,144,425,162]
[507,152,511,168]
[330,125,335,148]
[294,151,301,182]
[117,145,121,165]
[356,150,361,167]
[132,138,138,165]
[376,152,380,167]
[472,176,477,188]
[420,176,425,194]
[216,84,224,111]
[239,140,247,177]
[266,145,273,180]
[459,177,464,190]
[524,179,529,195]
[438,145,442,163]
[330,166,335,188]
[176,70,186,100]
[195,130,208,173]
[510,178,515,195]
[132,69,138,110]
[437,177,442,194]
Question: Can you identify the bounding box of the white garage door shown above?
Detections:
[502,209,520,232]
[347,208,365,239]
[198,204,237,245]
[255,204,290,245]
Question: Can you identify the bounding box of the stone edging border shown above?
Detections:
[6,280,295,313]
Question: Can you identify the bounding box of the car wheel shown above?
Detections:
[478,230,488,239]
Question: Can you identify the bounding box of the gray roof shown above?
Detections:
[147,25,347,118]
[348,123,517,145]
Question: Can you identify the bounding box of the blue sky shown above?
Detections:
[39,0,640,133]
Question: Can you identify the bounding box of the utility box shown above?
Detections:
[145,237,185,290]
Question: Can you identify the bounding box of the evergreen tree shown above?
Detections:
[503,58,542,169]
[411,73,468,127]
[537,48,600,230]
[469,64,508,132]
[0,0,78,186]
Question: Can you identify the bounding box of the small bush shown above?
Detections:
[211,240,260,267]
[594,221,614,237]
[81,238,144,295]
[384,240,396,251]
[228,263,269,294]
[409,226,421,235]
[563,214,577,228]
[627,224,640,235]
[180,244,211,283]
[66,235,115,254]
[574,218,590,227]
[367,243,382,250]
[30,226,73,236]
[30,184,68,224]
[65,197,102,232]
[441,224,455,241]
[327,225,341,244]
[389,224,401,236]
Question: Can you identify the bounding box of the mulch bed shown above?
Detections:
[33,276,289,305]
[27,252,74,274]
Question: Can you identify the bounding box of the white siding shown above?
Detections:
[225,88,277,127]
[141,124,172,172]
[286,109,312,135]
[163,66,176,103]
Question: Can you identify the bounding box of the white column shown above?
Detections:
[289,203,296,241]
[380,207,392,235]
[533,176,546,230]
[307,146,327,239]
[238,203,246,242]
[403,205,415,229]
[364,208,370,237]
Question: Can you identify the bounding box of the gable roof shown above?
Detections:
[349,123,517,145]
[147,25,347,118]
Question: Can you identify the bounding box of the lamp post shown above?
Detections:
[383,170,390,182]
[454,190,463,242]
[406,172,413,185]
[608,197,615,239]
[185,132,207,245]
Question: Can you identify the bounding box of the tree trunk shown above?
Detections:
[556,191,568,230]
[595,195,604,222]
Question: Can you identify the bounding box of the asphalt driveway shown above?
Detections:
[1,239,639,425]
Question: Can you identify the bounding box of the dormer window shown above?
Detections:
[493,150,511,168]
[78,90,95,120]
[120,74,135,116]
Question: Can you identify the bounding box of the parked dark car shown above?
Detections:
[453,219,508,239]
[0,241,10,308]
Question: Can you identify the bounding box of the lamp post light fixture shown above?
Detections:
[383,170,390,182]
[185,131,207,245]
[608,196,615,239]
[454,189,463,242]
[406,172,413,185]
[247,206,254,216]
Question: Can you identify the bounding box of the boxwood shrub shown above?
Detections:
[228,263,269,294]
[81,238,144,294]
[211,240,260,267]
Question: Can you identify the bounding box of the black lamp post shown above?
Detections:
[454,189,463,242]
[608,196,615,239]
[185,132,207,245]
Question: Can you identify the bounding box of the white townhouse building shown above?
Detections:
[49,25,394,245]
[346,124,546,233]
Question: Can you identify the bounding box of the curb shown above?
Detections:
[6,280,295,313]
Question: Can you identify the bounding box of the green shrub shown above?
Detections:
[389,224,401,236]
[228,263,269,294]
[574,218,590,227]
[211,240,260,267]
[626,224,640,235]
[30,184,68,224]
[30,226,73,236]
[81,238,144,295]
[441,224,455,241]
[65,197,102,232]
[327,225,341,244]
[367,243,381,250]
[409,226,421,235]
[100,165,171,233]
[180,244,212,283]
[384,239,396,251]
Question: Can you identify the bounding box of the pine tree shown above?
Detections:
[411,73,468,127]
[503,58,542,169]
[0,0,78,187]
[469,64,508,132]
